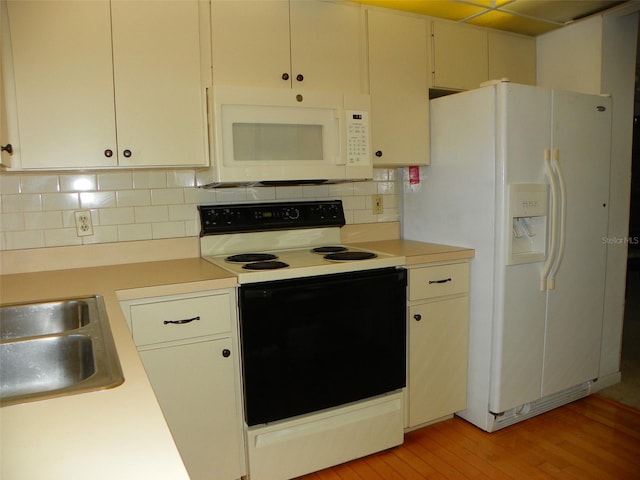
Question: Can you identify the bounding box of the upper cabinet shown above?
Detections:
[4,0,209,169]
[431,22,488,91]
[367,9,429,166]
[488,31,536,85]
[431,21,536,91]
[211,0,365,93]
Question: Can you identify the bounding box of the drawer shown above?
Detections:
[409,263,469,301]
[130,293,231,346]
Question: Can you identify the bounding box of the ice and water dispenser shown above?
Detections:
[506,184,548,265]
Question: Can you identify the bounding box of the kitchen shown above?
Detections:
[1,1,639,479]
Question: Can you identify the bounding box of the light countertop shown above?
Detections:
[0,258,235,480]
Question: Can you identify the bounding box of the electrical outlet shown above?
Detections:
[74,210,94,237]
[372,195,383,215]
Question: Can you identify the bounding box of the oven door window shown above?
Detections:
[239,268,407,426]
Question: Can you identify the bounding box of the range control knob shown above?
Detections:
[284,208,300,220]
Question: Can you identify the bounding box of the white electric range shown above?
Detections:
[197,200,408,480]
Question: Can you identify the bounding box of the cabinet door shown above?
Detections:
[431,21,488,91]
[488,32,536,85]
[289,1,364,93]
[211,0,291,88]
[408,296,469,427]
[6,0,117,168]
[111,0,207,167]
[367,9,429,166]
[139,338,244,480]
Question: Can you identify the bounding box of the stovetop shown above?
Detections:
[198,200,405,283]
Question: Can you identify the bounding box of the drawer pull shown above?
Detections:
[428,278,452,284]
[163,316,201,325]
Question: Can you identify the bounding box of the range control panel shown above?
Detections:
[199,200,346,235]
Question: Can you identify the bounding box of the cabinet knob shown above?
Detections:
[375,150,383,157]
[104,149,113,158]
[123,149,132,158]
[296,74,304,82]
[296,94,303,103]
[1,144,13,155]
[282,73,290,81]
[222,349,231,358]
[413,314,422,321]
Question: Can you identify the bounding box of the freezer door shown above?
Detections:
[541,91,611,397]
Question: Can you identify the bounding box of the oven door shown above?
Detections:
[239,267,407,426]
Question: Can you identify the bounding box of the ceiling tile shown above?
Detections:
[466,10,561,36]
[351,0,485,20]
[500,0,623,23]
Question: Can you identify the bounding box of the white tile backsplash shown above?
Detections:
[0,168,400,250]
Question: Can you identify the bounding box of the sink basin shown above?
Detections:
[0,296,124,406]
[1,335,95,398]
[0,299,90,340]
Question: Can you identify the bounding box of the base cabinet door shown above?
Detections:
[408,295,469,427]
[139,338,242,480]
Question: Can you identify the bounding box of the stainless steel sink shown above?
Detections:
[0,296,124,406]
[1,299,90,340]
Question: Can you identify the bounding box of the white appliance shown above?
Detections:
[196,86,372,187]
[403,81,612,432]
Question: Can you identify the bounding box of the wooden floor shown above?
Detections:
[296,395,640,480]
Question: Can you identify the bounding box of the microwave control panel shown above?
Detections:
[346,111,370,165]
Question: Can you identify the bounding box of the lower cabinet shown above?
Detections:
[120,289,245,480]
[406,262,470,428]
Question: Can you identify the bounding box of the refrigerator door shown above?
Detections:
[489,83,551,414]
[541,91,611,396]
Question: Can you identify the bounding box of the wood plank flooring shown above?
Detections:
[296,395,640,479]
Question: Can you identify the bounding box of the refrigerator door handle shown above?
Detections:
[547,149,567,290]
[541,149,559,291]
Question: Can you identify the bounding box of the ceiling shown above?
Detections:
[351,0,627,36]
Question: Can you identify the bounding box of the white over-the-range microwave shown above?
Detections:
[196,85,372,187]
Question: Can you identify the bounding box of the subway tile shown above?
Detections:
[116,189,151,207]
[353,181,377,195]
[99,207,135,226]
[0,175,21,194]
[302,184,330,198]
[151,188,184,205]
[167,170,196,188]
[118,223,152,242]
[133,170,167,189]
[43,192,80,211]
[21,174,60,193]
[246,187,276,201]
[0,213,25,231]
[4,230,45,250]
[60,174,97,192]
[215,187,248,203]
[80,191,116,209]
[169,204,197,222]
[152,221,186,239]
[135,206,169,223]
[377,181,396,195]
[45,228,82,247]
[97,171,133,190]
[328,183,354,196]
[24,211,63,230]
[2,194,42,213]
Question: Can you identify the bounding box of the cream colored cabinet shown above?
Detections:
[5,0,208,169]
[431,21,536,91]
[406,262,470,428]
[366,9,429,166]
[431,21,488,91]
[488,31,536,85]
[211,0,364,92]
[121,290,245,480]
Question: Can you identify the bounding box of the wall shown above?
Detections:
[0,168,399,251]
[537,6,639,387]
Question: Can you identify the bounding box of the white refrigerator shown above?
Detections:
[403,81,612,431]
